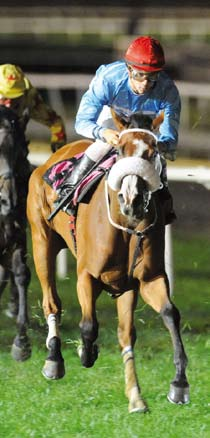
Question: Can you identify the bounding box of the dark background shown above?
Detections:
[0,3,209,81]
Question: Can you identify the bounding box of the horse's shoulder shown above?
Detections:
[28,166,46,197]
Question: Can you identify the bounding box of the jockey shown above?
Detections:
[58,36,179,223]
[0,64,67,178]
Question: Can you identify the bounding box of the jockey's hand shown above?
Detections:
[51,141,65,152]
[164,151,176,161]
[157,142,176,161]
[102,129,119,146]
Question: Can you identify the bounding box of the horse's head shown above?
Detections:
[111,108,164,161]
[0,106,27,215]
[107,110,163,223]
[108,154,161,223]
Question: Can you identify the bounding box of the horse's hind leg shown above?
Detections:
[10,247,31,361]
[117,290,147,413]
[140,276,190,405]
[77,271,101,368]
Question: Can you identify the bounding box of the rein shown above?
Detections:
[104,179,157,277]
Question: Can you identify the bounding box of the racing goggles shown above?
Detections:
[127,64,160,82]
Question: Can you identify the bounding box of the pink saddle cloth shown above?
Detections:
[43,151,117,206]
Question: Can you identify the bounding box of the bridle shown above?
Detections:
[104,178,157,279]
[105,127,161,283]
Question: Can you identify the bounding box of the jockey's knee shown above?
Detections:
[158,186,176,225]
[85,140,113,162]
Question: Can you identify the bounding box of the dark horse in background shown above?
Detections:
[0,105,31,361]
[27,110,189,412]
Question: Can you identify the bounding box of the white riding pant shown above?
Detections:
[84,110,114,162]
[85,139,113,162]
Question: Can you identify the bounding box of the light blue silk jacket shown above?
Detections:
[75,60,181,154]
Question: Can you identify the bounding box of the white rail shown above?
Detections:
[26,73,210,98]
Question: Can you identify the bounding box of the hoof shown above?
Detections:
[129,400,148,414]
[4,301,19,319]
[77,343,98,368]
[4,308,18,319]
[167,383,190,405]
[128,387,148,413]
[42,360,65,380]
[11,342,32,362]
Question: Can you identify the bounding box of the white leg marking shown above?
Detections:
[46,314,59,349]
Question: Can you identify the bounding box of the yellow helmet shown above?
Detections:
[0,64,30,98]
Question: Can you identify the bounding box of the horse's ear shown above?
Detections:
[111,108,129,132]
[152,111,164,132]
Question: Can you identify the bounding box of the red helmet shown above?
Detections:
[124,36,165,72]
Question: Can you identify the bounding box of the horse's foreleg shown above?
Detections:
[0,266,15,317]
[27,173,65,378]
[6,275,19,318]
[0,265,9,300]
[140,276,190,405]
[77,271,100,368]
[117,290,147,413]
[161,302,189,404]
[10,248,31,361]
[42,313,65,380]
[32,231,64,380]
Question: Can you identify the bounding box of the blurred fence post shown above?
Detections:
[57,249,68,278]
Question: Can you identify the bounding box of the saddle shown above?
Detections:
[43,151,117,207]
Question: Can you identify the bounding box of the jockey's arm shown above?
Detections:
[158,86,181,162]
[75,67,116,142]
[26,87,67,151]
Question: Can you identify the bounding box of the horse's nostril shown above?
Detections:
[118,193,124,202]
[1,198,8,205]
[125,207,131,215]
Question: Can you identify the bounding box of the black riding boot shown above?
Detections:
[158,156,176,225]
[56,154,95,202]
[158,186,177,225]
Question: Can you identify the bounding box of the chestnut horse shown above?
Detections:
[27,111,189,412]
